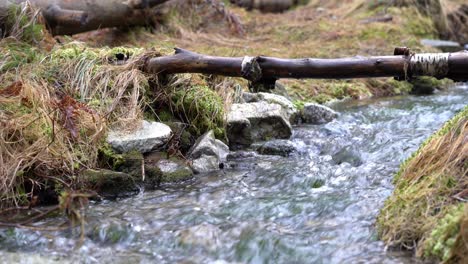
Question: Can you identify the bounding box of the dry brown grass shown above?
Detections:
[377,106,468,263]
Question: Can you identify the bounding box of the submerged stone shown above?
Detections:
[227,102,292,149]
[107,120,172,153]
[255,139,297,157]
[301,103,338,124]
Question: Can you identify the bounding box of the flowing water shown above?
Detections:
[1,85,467,264]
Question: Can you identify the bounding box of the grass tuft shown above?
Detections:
[377,105,468,263]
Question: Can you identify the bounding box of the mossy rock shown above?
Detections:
[81,169,139,199]
[144,152,193,186]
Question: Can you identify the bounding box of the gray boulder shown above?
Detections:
[227,102,292,149]
[188,130,229,173]
[242,91,299,123]
[301,103,338,124]
[107,120,171,153]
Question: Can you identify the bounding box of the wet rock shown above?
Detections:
[301,103,338,124]
[255,139,297,157]
[227,151,258,160]
[144,152,193,185]
[226,151,258,170]
[227,102,292,149]
[107,120,172,153]
[332,146,363,167]
[420,39,462,52]
[155,159,193,182]
[82,169,139,199]
[187,130,229,173]
[242,91,298,123]
[178,223,221,251]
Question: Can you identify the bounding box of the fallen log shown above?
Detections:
[143,47,468,91]
[1,0,170,35]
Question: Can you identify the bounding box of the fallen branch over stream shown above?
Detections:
[1,0,170,35]
[143,47,468,91]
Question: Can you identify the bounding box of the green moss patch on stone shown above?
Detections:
[81,169,139,199]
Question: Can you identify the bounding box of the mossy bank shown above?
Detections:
[377,106,468,263]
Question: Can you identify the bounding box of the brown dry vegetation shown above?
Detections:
[377,106,468,263]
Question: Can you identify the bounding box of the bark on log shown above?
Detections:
[144,48,468,91]
[230,0,295,13]
[2,0,170,35]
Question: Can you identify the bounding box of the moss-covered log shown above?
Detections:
[1,0,170,35]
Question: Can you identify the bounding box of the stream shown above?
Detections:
[1,84,467,264]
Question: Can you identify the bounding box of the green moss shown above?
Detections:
[310,179,325,188]
[98,143,124,170]
[388,79,413,95]
[171,85,225,138]
[81,169,139,198]
[423,204,465,262]
[310,94,334,104]
[0,41,42,73]
[156,109,173,122]
[409,77,453,94]
[293,100,305,111]
[4,4,44,43]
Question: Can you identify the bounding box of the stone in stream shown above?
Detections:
[301,103,338,124]
[254,139,298,157]
[153,158,193,182]
[81,169,140,199]
[107,120,172,153]
[187,130,230,173]
[144,152,194,185]
[242,91,299,123]
[227,101,293,149]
